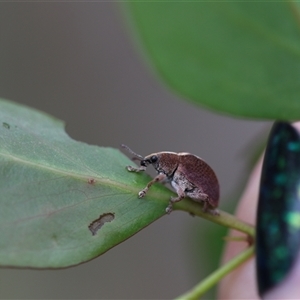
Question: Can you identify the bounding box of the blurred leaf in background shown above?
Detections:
[124,2,300,119]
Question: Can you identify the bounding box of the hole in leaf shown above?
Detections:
[88,212,115,236]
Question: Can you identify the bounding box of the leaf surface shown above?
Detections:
[0,99,170,268]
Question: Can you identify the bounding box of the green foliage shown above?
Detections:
[125,2,300,119]
[0,99,170,268]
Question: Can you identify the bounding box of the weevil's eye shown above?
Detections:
[150,155,158,163]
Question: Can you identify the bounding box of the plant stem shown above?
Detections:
[175,245,254,300]
[173,199,255,298]
[177,200,255,237]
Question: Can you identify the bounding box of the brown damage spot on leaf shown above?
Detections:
[88,212,115,236]
[2,122,10,129]
[88,178,96,184]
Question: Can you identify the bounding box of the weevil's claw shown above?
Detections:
[126,165,146,172]
[126,165,135,172]
[138,189,147,198]
[166,204,173,214]
[202,201,220,216]
[209,208,220,216]
[203,206,220,216]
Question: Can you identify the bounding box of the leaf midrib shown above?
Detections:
[0,151,138,194]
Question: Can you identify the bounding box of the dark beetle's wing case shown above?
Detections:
[177,154,220,203]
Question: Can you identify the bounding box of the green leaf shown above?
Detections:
[0,99,170,268]
[125,2,300,119]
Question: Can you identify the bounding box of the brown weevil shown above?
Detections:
[121,144,220,215]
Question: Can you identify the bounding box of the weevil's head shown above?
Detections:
[121,144,178,176]
[143,152,179,176]
[141,153,159,169]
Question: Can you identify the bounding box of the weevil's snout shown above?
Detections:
[140,159,148,167]
[141,154,158,167]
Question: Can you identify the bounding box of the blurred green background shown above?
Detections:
[0,2,268,299]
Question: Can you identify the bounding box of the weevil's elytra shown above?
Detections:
[121,144,220,215]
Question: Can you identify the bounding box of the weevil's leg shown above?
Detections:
[126,165,146,172]
[202,200,220,216]
[187,190,219,215]
[203,201,220,216]
[138,173,167,198]
[166,185,185,214]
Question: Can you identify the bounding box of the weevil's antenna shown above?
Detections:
[121,144,144,161]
